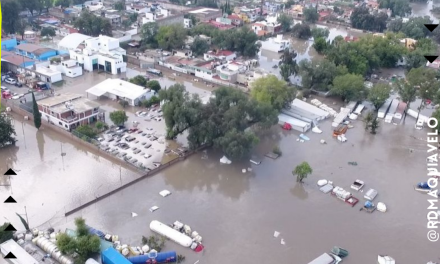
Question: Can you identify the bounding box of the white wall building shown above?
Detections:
[50,59,83,78]
[184,18,192,28]
[203,50,236,61]
[86,78,155,106]
[59,33,127,75]
[35,66,63,83]
[142,8,170,24]
[260,34,290,52]
[126,3,150,13]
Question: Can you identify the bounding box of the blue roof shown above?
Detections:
[102,248,131,264]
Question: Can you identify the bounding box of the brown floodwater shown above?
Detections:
[3,105,436,264]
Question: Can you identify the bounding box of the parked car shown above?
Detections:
[108,138,115,142]
[133,149,141,154]
[144,154,152,159]
[97,137,105,142]
[144,143,152,149]
[5,78,16,85]
[131,159,138,164]
[14,82,23,87]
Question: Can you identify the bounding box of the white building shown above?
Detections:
[142,8,170,24]
[35,66,63,83]
[84,1,104,11]
[184,18,192,28]
[59,33,127,75]
[50,59,83,78]
[86,78,155,106]
[126,3,150,14]
[260,34,290,52]
[1,239,39,264]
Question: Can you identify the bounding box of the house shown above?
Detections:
[216,16,233,26]
[58,24,80,37]
[24,30,37,40]
[50,59,83,78]
[86,78,155,106]
[1,37,18,51]
[126,3,150,14]
[105,14,122,25]
[172,49,193,58]
[1,51,35,68]
[204,21,235,30]
[38,93,101,131]
[318,11,331,21]
[16,43,58,61]
[84,0,104,12]
[188,7,222,22]
[288,5,304,18]
[184,18,192,28]
[251,22,266,35]
[216,61,247,82]
[143,8,170,23]
[204,50,236,61]
[142,9,184,26]
[35,66,63,83]
[260,34,290,52]
[59,33,127,75]
[227,14,243,26]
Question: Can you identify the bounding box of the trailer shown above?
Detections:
[149,220,193,247]
[307,253,342,264]
[407,108,428,122]
[378,99,392,118]
[354,104,364,115]
[281,108,313,124]
[345,101,358,113]
[291,99,330,119]
[102,248,132,264]
[278,113,311,132]
[393,101,407,123]
[384,99,399,123]
[332,108,351,127]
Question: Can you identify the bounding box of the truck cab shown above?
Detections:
[308,253,342,264]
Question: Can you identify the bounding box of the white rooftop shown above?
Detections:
[58,33,92,50]
[86,78,149,100]
[36,67,62,76]
[0,239,39,264]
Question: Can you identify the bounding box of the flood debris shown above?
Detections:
[274,231,280,238]
[159,190,171,197]
[348,161,358,166]
[149,206,159,213]
[131,212,138,217]
[281,239,285,245]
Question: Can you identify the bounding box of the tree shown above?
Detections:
[364,111,374,130]
[304,7,319,23]
[0,114,16,147]
[18,0,39,16]
[41,27,56,39]
[38,0,53,13]
[110,110,128,126]
[293,162,313,183]
[156,24,187,51]
[404,38,437,69]
[57,217,101,264]
[331,73,366,101]
[213,27,260,57]
[0,223,14,243]
[129,75,148,87]
[119,100,129,108]
[141,22,159,48]
[379,0,411,17]
[32,93,42,129]
[16,19,28,40]
[277,14,292,32]
[298,59,347,91]
[292,23,312,40]
[369,117,379,134]
[95,121,105,131]
[395,79,416,121]
[367,83,391,111]
[388,17,432,39]
[147,80,161,92]
[214,129,259,160]
[114,1,125,11]
[279,48,299,82]
[1,0,21,34]
[129,13,138,23]
[122,19,132,30]
[311,27,329,39]
[313,37,328,54]
[74,10,113,37]
[76,125,97,138]
[251,75,296,110]
[191,37,210,56]
[54,0,70,8]
[350,6,387,32]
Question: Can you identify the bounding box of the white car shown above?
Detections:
[5,78,16,85]
[97,137,105,142]
[12,94,24,100]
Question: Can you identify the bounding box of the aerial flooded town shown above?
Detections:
[0,0,440,263]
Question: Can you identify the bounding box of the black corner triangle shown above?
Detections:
[4,252,17,259]
[4,224,16,232]
[425,56,439,63]
[425,24,439,32]
[4,196,17,203]
[4,169,17,176]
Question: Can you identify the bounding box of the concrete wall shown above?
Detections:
[157,14,185,26]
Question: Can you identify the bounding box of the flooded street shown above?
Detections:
[411,1,439,23]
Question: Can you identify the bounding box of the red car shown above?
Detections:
[128,128,138,133]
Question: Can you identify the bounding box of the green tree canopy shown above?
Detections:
[2,0,21,34]
[367,83,392,110]
[277,14,292,32]
[331,73,366,101]
[109,111,128,126]
[0,114,17,147]
[279,49,299,81]
[250,75,296,110]
[304,7,319,23]
[129,75,148,87]
[114,1,125,11]
[54,0,70,8]
[140,22,159,49]
[292,23,312,40]
[350,6,388,32]
[75,125,97,138]
[0,223,14,243]
[298,59,347,91]
[387,16,432,39]
[313,37,329,54]
[293,162,313,183]
[147,80,161,92]
[156,24,187,51]
[41,27,56,38]
[190,37,210,56]
[378,0,411,17]
[74,10,112,37]
[311,27,330,39]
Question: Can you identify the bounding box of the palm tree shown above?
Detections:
[293,162,313,183]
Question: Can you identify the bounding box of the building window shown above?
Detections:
[59,122,62,125]
[65,124,68,128]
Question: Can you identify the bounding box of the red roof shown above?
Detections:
[228,14,242,20]
[204,21,234,30]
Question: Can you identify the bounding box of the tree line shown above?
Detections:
[140,22,261,57]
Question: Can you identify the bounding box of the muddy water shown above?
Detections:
[35,112,436,264]
[411,1,439,23]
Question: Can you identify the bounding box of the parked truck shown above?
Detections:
[378,99,392,118]
[307,253,342,264]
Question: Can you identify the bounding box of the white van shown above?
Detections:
[415,118,424,130]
